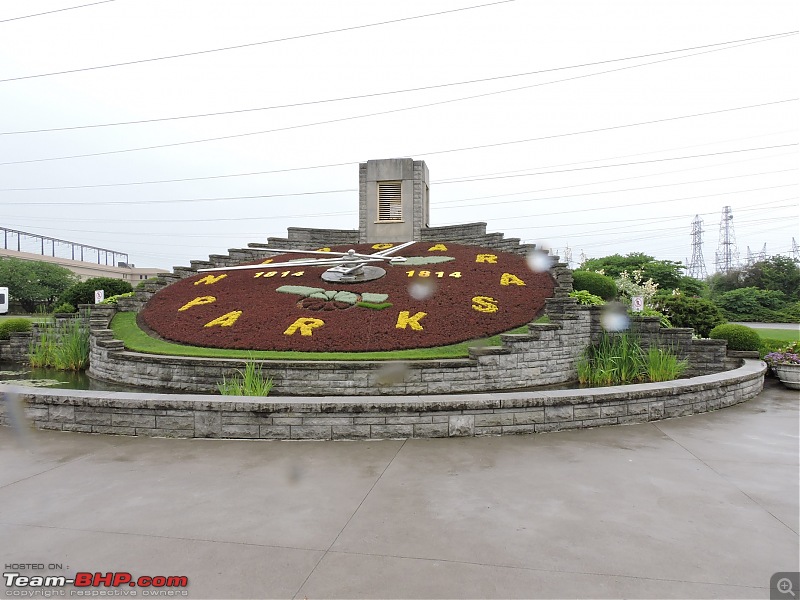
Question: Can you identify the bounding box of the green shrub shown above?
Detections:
[635,306,672,328]
[0,318,33,340]
[52,302,76,314]
[217,361,274,396]
[571,271,617,300]
[59,277,133,307]
[657,295,726,337]
[709,323,761,351]
[100,292,135,305]
[569,290,605,306]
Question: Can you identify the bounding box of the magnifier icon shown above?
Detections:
[778,578,796,597]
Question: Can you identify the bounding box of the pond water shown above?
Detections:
[0,362,151,393]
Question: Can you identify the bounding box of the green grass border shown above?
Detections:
[752,328,799,342]
[110,312,531,361]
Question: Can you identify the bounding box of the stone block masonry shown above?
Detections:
[86,296,728,396]
[0,360,766,440]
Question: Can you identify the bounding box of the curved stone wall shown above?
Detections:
[1,360,766,439]
[86,300,729,395]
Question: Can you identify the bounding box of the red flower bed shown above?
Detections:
[140,242,555,352]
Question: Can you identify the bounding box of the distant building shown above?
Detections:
[0,249,164,282]
[1,227,165,282]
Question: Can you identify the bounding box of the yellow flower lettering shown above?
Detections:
[284,317,325,336]
[204,311,242,328]
[500,273,526,286]
[178,296,216,311]
[476,254,497,263]
[471,296,498,313]
[428,244,448,252]
[194,274,227,286]
[396,311,427,331]
[372,243,394,250]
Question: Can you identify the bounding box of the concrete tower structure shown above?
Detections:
[359,158,429,243]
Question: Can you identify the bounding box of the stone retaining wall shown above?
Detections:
[0,313,86,364]
[86,299,728,395]
[0,359,766,439]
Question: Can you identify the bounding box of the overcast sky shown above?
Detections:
[0,0,797,273]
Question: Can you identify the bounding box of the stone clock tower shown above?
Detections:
[359,158,430,243]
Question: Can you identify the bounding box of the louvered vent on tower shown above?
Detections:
[377,181,402,221]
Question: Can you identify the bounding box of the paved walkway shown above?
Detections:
[1,377,798,599]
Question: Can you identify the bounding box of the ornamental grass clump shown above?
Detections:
[577,333,645,386]
[217,361,274,396]
[643,346,688,382]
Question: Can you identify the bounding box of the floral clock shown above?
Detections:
[140,242,556,352]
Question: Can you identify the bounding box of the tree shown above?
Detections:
[0,257,78,312]
[709,255,800,301]
[59,277,133,307]
[742,255,800,300]
[581,253,684,290]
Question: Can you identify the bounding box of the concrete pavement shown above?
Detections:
[1,377,798,599]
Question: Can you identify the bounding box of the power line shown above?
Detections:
[432,129,798,184]
[0,0,117,24]
[0,188,358,207]
[432,168,797,210]
[0,1,516,84]
[431,144,798,186]
[434,158,798,205]
[2,149,794,208]
[3,130,795,193]
[439,183,798,224]
[1,32,793,136]
[1,94,795,167]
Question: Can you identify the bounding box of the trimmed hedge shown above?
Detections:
[0,318,33,340]
[709,323,761,351]
[571,271,617,300]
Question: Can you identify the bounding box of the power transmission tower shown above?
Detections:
[758,243,767,262]
[562,245,573,269]
[687,215,708,279]
[792,238,800,262]
[579,250,588,268]
[714,206,739,274]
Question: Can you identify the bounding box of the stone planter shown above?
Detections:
[773,364,800,390]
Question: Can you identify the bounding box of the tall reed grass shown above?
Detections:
[28,318,89,371]
[578,333,687,386]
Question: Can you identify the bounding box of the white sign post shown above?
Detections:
[94,289,105,304]
[631,296,644,312]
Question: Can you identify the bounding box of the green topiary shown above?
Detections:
[52,302,77,314]
[0,317,33,340]
[708,323,761,351]
[571,271,617,300]
[657,295,726,337]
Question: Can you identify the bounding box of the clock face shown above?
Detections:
[140,242,555,352]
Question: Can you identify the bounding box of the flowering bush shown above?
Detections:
[615,269,659,307]
[763,341,800,368]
